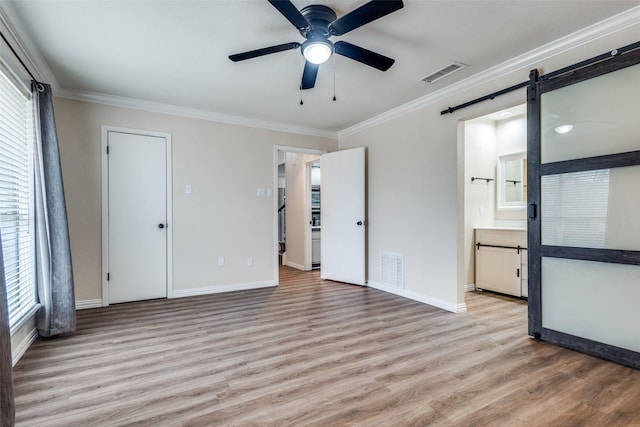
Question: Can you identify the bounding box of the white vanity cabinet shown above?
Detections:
[475,228,528,297]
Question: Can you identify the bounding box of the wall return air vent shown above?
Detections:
[380,252,404,290]
[420,62,467,83]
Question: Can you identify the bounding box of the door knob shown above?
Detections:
[158,223,165,229]
[356,221,363,226]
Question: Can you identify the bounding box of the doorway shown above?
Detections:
[101,126,173,305]
[274,146,325,284]
[274,146,367,287]
[462,105,528,302]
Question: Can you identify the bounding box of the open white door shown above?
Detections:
[321,147,365,285]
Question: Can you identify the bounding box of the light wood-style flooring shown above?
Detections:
[13,267,640,426]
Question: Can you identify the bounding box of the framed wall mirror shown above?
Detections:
[497,152,526,209]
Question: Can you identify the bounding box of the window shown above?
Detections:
[0,64,36,330]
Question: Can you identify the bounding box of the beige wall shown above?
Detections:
[54,22,639,312]
[338,26,640,311]
[53,98,337,302]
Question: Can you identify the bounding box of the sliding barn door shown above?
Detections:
[528,49,640,369]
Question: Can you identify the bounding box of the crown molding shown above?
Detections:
[3,1,638,141]
[1,2,335,139]
[0,2,59,88]
[56,88,337,139]
[337,5,640,139]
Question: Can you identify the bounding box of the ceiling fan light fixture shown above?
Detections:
[302,39,333,64]
[554,124,574,134]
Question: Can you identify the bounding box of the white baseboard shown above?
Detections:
[171,280,277,298]
[12,327,37,367]
[75,299,103,310]
[285,261,305,271]
[367,281,466,313]
[465,284,477,292]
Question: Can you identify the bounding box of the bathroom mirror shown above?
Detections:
[497,152,527,209]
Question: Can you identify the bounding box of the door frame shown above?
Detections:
[101,125,173,306]
[273,145,325,285]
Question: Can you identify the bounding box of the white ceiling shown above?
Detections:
[2,0,639,134]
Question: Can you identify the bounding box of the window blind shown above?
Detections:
[541,169,610,248]
[0,66,36,329]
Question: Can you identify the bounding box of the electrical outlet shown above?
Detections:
[218,256,224,266]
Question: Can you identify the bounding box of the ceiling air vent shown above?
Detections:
[420,62,467,84]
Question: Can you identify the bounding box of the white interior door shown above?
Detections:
[321,147,365,285]
[106,130,168,304]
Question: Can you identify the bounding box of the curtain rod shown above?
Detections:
[440,40,640,116]
[0,29,43,89]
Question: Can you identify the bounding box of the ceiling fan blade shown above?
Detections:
[229,42,300,62]
[300,61,319,90]
[328,1,404,36]
[334,41,395,71]
[267,0,310,32]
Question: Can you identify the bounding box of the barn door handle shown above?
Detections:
[158,223,165,229]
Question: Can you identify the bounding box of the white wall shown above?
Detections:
[464,119,497,287]
[53,98,337,303]
[338,24,640,312]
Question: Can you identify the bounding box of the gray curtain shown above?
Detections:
[0,231,15,426]
[33,82,76,337]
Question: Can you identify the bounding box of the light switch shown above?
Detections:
[218,256,224,266]
[185,184,192,195]
[266,188,272,197]
[257,188,265,197]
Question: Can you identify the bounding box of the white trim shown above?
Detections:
[57,88,337,139]
[464,284,476,293]
[285,261,306,271]
[3,3,638,139]
[100,128,109,306]
[171,281,276,298]
[75,299,103,310]
[11,327,37,367]
[100,125,173,306]
[367,280,465,313]
[338,6,640,138]
[9,304,39,336]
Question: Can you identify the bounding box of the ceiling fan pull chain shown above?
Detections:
[300,55,305,105]
[333,55,337,102]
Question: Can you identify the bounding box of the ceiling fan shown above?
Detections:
[229,0,404,90]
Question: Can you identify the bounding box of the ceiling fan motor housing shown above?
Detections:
[299,5,337,38]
